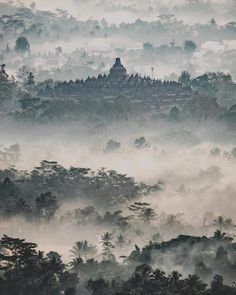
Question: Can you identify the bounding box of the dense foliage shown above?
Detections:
[1,233,236,295]
[0,235,78,295]
[0,160,160,217]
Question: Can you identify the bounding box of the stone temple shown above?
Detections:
[41,58,192,111]
[109,58,127,80]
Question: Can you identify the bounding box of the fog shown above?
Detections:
[1,0,236,293]
[1,120,236,259]
[14,0,236,24]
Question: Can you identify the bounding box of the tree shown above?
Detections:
[13,198,32,219]
[15,36,30,53]
[169,106,180,121]
[0,64,8,81]
[184,40,197,53]
[115,234,126,248]
[183,274,207,295]
[55,47,63,56]
[0,177,20,199]
[183,95,224,123]
[134,137,148,149]
[35,192,60,222]
[210,18,216,25]
[26,72,35,86]
[0,235,78,295]
[116,215,131,232]
[128,202,156,224]
[143,42,154,51]
[0,64,16,108]
[213,230,233,241]
[211,147,221,156]
[168,271,183,292]
[74,206,99,225]
[178,71,191,86]
[164,214,183,228]
[87,278,111,295]
[70,240,97,261]
[100,232,115,261]
[211,275,224,294]
[213,216,234,230]
[139,207,156,224]
[104,140,121,152]
[231,147,236,158]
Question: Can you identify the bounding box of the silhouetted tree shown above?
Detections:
[184,40,197,53]
[35,192,59,222]
[71,240,97,260]
[100,232,115,261]
[15,36,30,53]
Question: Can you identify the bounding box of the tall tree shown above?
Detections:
[34,192,60,222]
[70,240,97,261]
[100,232,115,261]
[128,202,156,224]
[15,36,30,53]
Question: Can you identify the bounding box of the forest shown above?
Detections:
[1,0,236,294]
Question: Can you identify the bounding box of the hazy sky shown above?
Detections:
[3,0,234,24]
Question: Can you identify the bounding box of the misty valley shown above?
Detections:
[1,0,236,294]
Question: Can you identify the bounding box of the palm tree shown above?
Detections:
[168,271,182,291]
[115,234,126,248]
[100,232,115,261]
[139,207,156,224]
[184,274,207,294]
[128,202,156,224]
[213,230,232,241]
[213,216,234,230]
[69,257,84,273]
[117,216,132,232]
[153,268,166,280]
[70,240,97,261]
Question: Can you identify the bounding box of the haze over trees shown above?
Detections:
[0,1,236,294]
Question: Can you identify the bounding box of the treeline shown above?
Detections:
[1,233,236,295]
[1,3,236,46]
[0,160,161,218]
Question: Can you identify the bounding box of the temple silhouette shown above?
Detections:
[42,58,192,109]
[109,58,127,79]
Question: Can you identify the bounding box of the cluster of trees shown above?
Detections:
[13,94,148,123]
[0,235,78,295]
[15,36,30,54]
[210,146,236,159]
[104,137,149,153]
[127,231,236,282]
[0,64,17,112]
[0,183,59,222]
[69,231,236,291]
[61,206,133,228]
[60,202,159,243]
[87,264,236,295]
[0,160,161,213]
[1,3,236,47]
[143,39,197,55]
[179,71,236,109]
[1,232,236,295]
